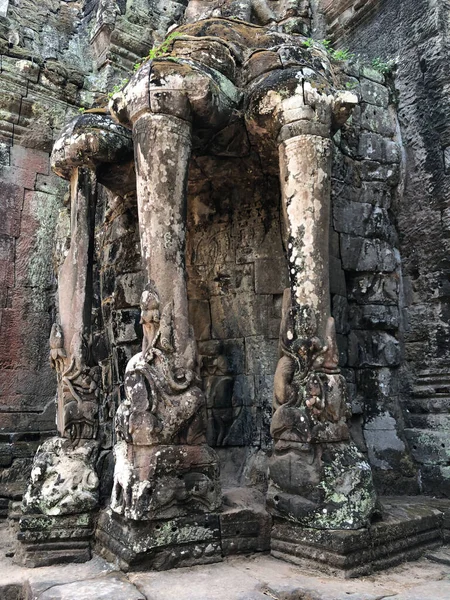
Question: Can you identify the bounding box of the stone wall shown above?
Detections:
[0,0,92,505]
[186,154,287,485]
[330,65,418,495]
[94,185,143,502]
[0,145,63,512]
[321,0,450,498]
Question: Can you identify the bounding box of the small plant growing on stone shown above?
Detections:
[148,31,180,61]
[331,48,354,61]
[132,32,181,75]
[371,57,395,75]
[107,78,130,100]
[78,107,85,114]
[303,38,353,62]
[345,81,358,90]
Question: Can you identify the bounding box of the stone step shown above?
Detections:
[413,387,450,398]
[415,369,450,381]
[271,497,447,578]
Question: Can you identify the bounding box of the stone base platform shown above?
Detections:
[95,488,271,571]
[15,513,95,567]
[95,510,223,571]
[426,497,450,543]
[0,483,24,519]
[271,496,450,578]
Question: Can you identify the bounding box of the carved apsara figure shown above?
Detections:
[49,324,100,444]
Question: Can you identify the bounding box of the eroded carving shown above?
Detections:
[268,293,376,529]
[272,303,349,443]
[50,324,100,443]
[111,282,221,520]
[18,4,383,570]
[106,15,374,532]
[203,354,236,446]
[185,0,310,32]
[115,283,205,447]
[22,438,99,516]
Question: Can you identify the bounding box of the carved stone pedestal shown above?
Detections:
[110,442,222,521]
[268,441,376,530]
[16,437,99,566]
[95,487,272,571]
[271,497,449,578]
[95,509,222,571]
[16,513,95,568]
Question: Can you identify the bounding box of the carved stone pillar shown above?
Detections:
[279,134,333,342]
[17,164,99,567]
[246,59,377,537]
[268,129,377,531]
[96,53,240,570]
[17,115,134,567]
[133,113,194,369]
[56,167,99,441]
[49,114,134,445]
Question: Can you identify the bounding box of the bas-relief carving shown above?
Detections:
[106,13,376,531]
[268,293,376,530]
[50,324,100,444]
[272,298,349,445]
[91,0,311,67]
[203,354,238,446]
[115,283,205,447]
[185,0,309,30]
[22,438,99,516]
[25,3,377,567]
[111,282,221,520]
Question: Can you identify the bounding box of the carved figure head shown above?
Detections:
[49,323,64,349]
[140,281,160,325]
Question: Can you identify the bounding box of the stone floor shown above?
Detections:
[1,523,450,600]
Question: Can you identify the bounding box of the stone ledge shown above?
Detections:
[95,487,272,571]
[271,496,449,578]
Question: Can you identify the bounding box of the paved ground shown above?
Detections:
[1,523,450,600]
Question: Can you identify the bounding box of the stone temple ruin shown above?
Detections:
[1,0,450,589]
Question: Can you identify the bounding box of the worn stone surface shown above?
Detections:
[38,575,146,600]
[322,0,450,496]
[1,0,450,584]
[2,517,450,598]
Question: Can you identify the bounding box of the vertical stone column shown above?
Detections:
[99,58,236,570]
[279,134,332,341]
[17,167,100,568]
[17,114,134,567]
[133,113,194,369]
[251,83,378,533]
[56,167,99,440]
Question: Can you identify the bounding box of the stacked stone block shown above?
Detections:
[0,143,68,508]
[321,0,450,500]
[331,67,418,495]
[186,155,288,478]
